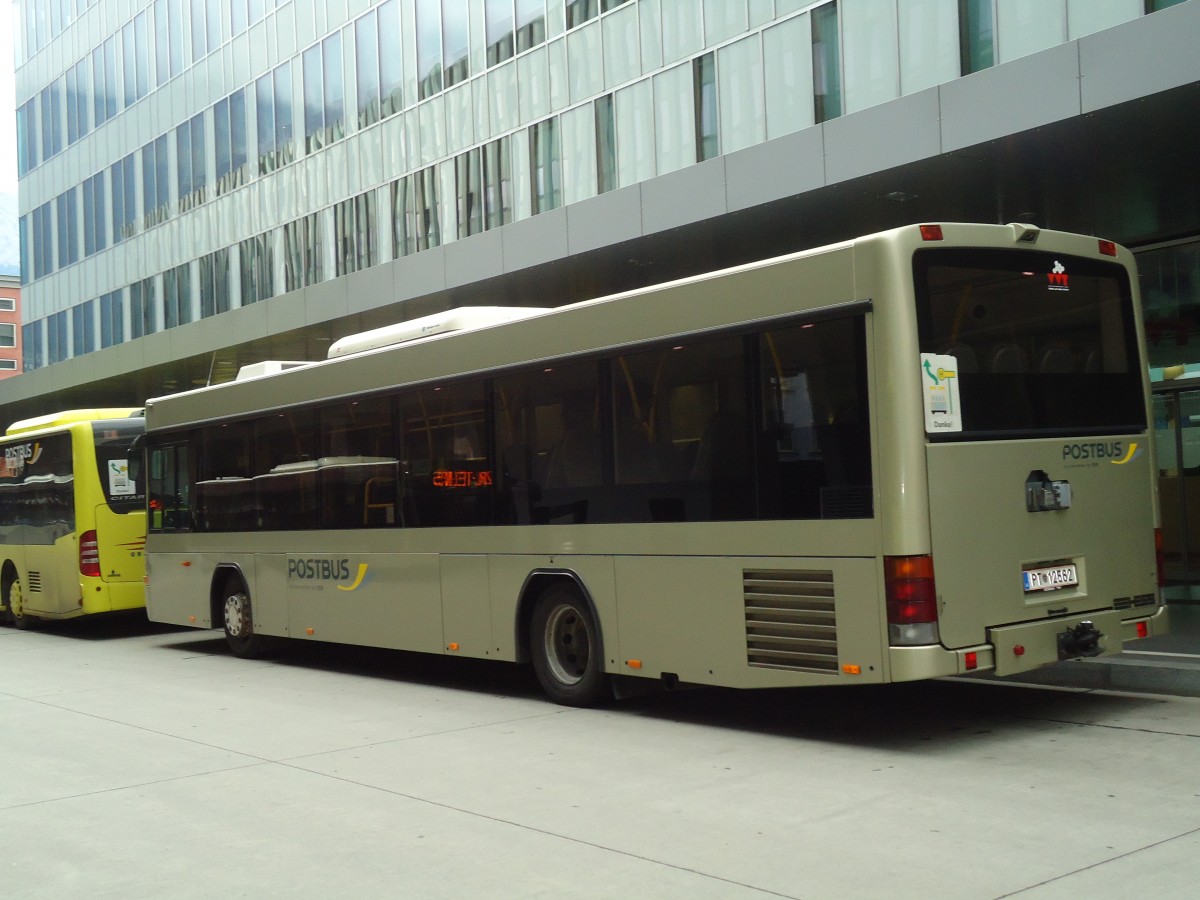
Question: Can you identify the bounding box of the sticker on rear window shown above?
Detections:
[921,353,962,433]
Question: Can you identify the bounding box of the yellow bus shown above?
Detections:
[0,409,147,629]
[142,223,1167,705]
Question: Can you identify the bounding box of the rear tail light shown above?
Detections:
[919,224,944,241]
[80,530,101,578]
[1098,239,1117,257]
[886,554,940,645]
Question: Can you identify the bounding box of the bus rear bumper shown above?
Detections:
[890,605,1169,682]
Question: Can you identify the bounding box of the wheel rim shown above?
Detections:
[9,580,22,619]
[224,593,248,637]
[543,603,591,686]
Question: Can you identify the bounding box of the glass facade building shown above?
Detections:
[6,0,1200,590]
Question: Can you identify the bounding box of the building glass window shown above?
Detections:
[482,135,513,230]
[379,0,404,117]
[143,135,171,227]
[694,52,719,161]
[416,0,443,99]
[334,192,378,276]
[660,0,703,64]
[284,213,324,291]
[595,94,617,194]
[0,324,15,348]
[531,117,562,214]
[155,0,185,86]
[303,34,345,152]
[101,289,125,349]
[200,248,232,318]
[130,277,157,338]
[215,88,249,195]
[16,100,37,175]
[23,321,44,371]
[92,36,118,128]
[455,149,484,239]
[48,311,68,365]
[959,0,994,74]
[842,0,899,112]
[163,262,193,329]
[256,61,295,174]
[443,0,470,89]
[486,0,515,65]
[83,173,107,257]
[57,189,80,268]
[763,15,813,140]
[240,232,276,305]
[560,104,596,206]
[812,1,841,123]
[356,9,382,128]
[32,202,53,279]
[111,152,138,244]
[72,299,95,357]
[66,59,90,146]
[654,63,695,176]
[516,0,546,53]
[392,167,441,257]
[40,80,64,161]
[899,0,959,95]
[177,113,208,211]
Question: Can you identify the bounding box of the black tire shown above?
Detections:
[8,577,35,630]
[529,583,609,707]
[221,579,266,659]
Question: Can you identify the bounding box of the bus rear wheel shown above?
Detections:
[530,584,608,707]
[7,578,35,630]
[222,581,266,659]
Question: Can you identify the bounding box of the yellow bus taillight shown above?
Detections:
[79,530,101,578]
[885,555,940,646]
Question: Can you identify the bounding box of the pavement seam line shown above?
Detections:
[994,823,1200,898]
[273,758,808,900]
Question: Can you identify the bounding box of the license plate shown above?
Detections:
[1022,564,1078,592]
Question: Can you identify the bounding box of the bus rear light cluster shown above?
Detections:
[79,531,101,578]
[885,554,940,646]
[1098,240,1117,257]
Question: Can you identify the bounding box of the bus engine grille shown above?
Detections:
[743,569,837,672]
[27,571,43,593]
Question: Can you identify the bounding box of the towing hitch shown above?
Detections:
[1057,620,1103,659]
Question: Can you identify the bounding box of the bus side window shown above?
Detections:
[759,317,873,520]
[149,443,191,532]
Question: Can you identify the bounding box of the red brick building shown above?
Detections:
[0,274,21,378]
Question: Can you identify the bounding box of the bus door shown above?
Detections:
[914,248,1157,669]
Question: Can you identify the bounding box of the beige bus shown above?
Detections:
[143,222,1167,705]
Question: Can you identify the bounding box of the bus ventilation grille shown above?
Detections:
[27,571,43,593]
[744,569,837,673]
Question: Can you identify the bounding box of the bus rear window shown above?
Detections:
[914,248,1146,439]
[93,420,146,512]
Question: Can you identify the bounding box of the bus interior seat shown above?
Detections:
[1038,344,1075,373]
[989,342,1029,373]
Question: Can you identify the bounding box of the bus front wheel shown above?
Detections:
[222,582,266,659]
[530,584,608,707]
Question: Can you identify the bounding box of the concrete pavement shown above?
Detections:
[2,614,1199,899]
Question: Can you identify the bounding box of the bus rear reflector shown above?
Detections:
[919,224,944,241]
[885,554,940,645]
[1098,240,1117,257]
[80,531,101,578]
